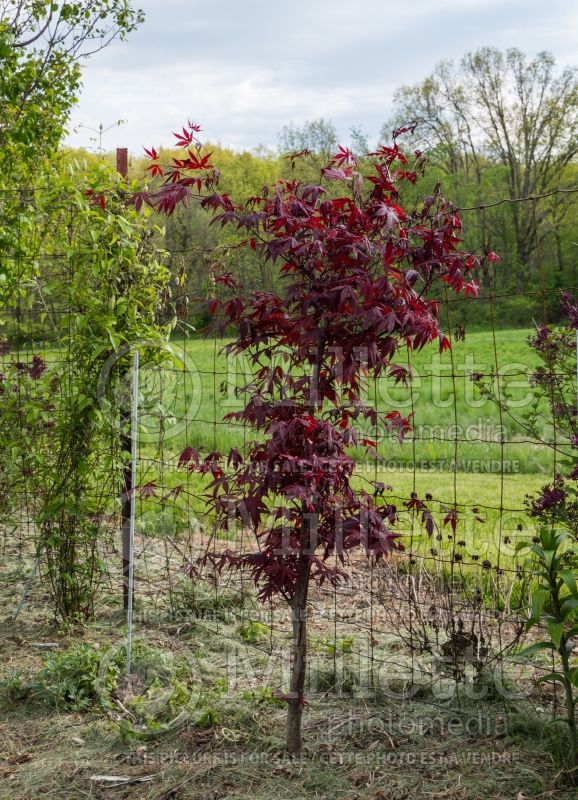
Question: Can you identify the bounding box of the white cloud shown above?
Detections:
[65,0,577,152]
[69,59,396,153]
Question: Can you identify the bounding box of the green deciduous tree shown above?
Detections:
[278,118,338,158]
[384,48,578,290]
[0,1,143,177]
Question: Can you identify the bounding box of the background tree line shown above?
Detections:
[82,46,574,333]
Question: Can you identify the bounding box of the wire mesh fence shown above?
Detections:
[1,184,578,728]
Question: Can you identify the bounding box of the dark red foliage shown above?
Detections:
[530,475,566,515]
[147,125,479,602]
[139,481,158,498]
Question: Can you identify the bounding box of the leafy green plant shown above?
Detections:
[317,634,355,656]
[0,670,26,706]
[238,620,270,644]
[474,295,578,779]
[115,650,226,742]
[0,158,175,619]
[31,643,122,711]
[242,686,285,708]
[119,675,201,741]
[517,528,578,779]
[196,706,221,728]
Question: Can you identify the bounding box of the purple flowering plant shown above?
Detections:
[516,295,578,780]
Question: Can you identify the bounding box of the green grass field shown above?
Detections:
[6,326,558,570]
[132,328,559,573]
[142,326,551,468]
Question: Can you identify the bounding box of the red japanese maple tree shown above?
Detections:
[138,122,483,753]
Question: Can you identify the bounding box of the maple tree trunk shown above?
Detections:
[286,331,324,754]
[286,550,311,755]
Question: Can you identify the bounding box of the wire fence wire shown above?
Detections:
[2,185,578,722]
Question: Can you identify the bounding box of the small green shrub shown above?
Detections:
[31,644,122,711]
[516,528,578,778]
[318,635,355,656]
[0,670,26,705]
[242,686,285,708]
[238,620,270,644]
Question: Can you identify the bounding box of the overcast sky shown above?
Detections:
[64,0,578,155]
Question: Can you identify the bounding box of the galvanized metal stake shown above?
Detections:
[126,349,139,675]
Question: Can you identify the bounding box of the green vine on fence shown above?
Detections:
[1,161,175,618]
